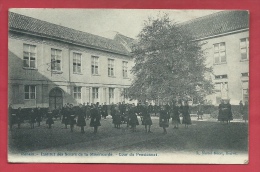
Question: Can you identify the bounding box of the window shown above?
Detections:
[213,42,226,64]
[109,88,114,99]
[23,44,36,68]
[123,61,128,78]
[24,85,36,100]
[242,81,249,102]
[73,87,81,99]
[215,74,228,79]
[91,56,99,75]
[215,82,228,103]
[240,38,249,60]
[51,48,62,71]
[92,87,99,99]
[73,53,81,73]
[241,72,249,77]
[123,88,129,99]
[108,59,115,77]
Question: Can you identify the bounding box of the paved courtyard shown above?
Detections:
[9,115,248,155]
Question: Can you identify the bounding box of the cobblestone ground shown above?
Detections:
[8,116,248,154]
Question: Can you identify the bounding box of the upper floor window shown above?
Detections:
[51,48,62,71]
[123,61,128,78]
[73,53,82,73]
[91,56,99,75]
[108,59,115,77]
[24,85,36,100]
[73,87,81,99]
[213,42,226,64]
[240,38,249,60]
[23,44,36,68]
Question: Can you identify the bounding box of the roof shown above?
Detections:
[114,33,136,52]
[9,12,130,56]
[179,10,249,40]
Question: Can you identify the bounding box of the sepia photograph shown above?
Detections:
[8,9,249,163]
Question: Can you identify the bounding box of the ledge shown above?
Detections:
[23,67,38,71]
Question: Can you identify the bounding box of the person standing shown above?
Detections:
[128,103,139,132]
[243,101,249,123]
[197,102,204,120]
[77,104,86,133]
[69,104,76,132]
[29,108,36,129]
[226,100,233,124]
[61,105,69,129]
[35,107,42,126]
[46,108,54,129]
[218,100,225,123]
[171,102,180,129]
[113,106,122,129]
[90,104,101,133]
[16,107,23,129]
[239,100,244,119]
[9,104,15,130]
[142,104,152,133]
[159,106,170,134]
[182,101,192,128]
[102,103,108,119]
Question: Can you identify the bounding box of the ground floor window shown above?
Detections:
[24,85,36,100]
[73,87,81,99]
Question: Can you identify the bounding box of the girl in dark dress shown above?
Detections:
[77,104,86,133]
[113,106,122,129]
[218,100,226,123]
[69,105,76,132]
[182,101,192,128]
[90,105,101,133]
[171,102,180,129]
[61,105,69,129]
[29,108,36,129]
[159,106,170,134]
[16,107,23,129]
[35,107,42,126]
[9,104,15,130]
[128,104,139,132]
[46,108,54,129]
[243,101,248,123]
[110,103,116,128]
[142,105,152,133]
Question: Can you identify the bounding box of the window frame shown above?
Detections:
[73,52,82,74]
[109,88,114,99]
[92,87,99,99]
[122,61,128,78]
[23,43,37,69]
[51,48,62,71]
[240,37,249,60]
[108,59,115,77]
[213,42,226,64]
[24,85,36,100]
[91,56,99,75]
[73,86,82,100]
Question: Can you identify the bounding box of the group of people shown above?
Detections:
[217,99,249,124]
[8,101,194,134]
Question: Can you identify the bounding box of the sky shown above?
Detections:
[10,9,221,39]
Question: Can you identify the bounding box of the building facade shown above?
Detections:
[8,12,135,109]
[180,10,249,105]
[8,11,249,108]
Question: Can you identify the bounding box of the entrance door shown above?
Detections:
[49,88,63,110]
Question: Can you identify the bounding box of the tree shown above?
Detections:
[128,14,214,104]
